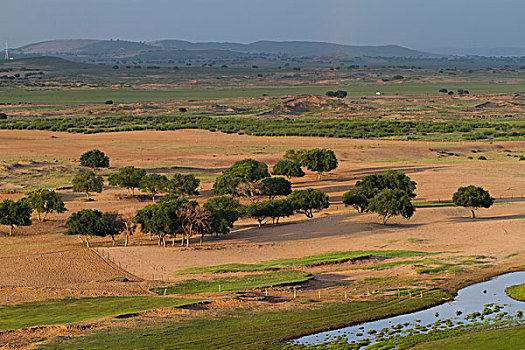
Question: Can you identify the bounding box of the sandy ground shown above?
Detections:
[0,129,523,303]
[100,203,525,281]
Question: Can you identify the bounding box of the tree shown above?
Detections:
[452,185,494,218]
[266,199,294,224]
[178,203,213,246]
[134,198,189,246]
[102,212,127,246]
[341,188,368,213]
[212,159,270,197]
[0,199,32,236]
[245,200,271,227]
[271,160,305,180]
[203,196,241,237]
[72,171,104,200]
[79,149,109,169]
[301,149,338,179]
[287,188,330,218]
[260,177,292,199]
[246,199,294,226]
[167,173,200,197]
[368,189,415,225]
[140,174,168,202]
[346,170,417,212]
[23,189,66,221]
[65,209,108,247]
[108,166,146,196]
[283,149,307,164]
[326,90,347,98]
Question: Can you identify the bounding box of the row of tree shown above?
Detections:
[0,189,65,235]
[342,170,494,223]
[72,150,201,202]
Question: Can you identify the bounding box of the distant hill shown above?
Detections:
[149,40,433,57]
[425,47,525,57]
[12,39,435,61]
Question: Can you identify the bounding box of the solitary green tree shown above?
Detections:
[23,189,66,221]
[452,185,494,218]
[0,199,32,236]
[167,173,200,197]
[301,149,338,179]
[260,177,292,199]
[203,196,241,237]
[140,174,168,202]
[79,149,109,169]
[65,209,108,247]
[368,188,415,225]
[287,188,330,218]
[72,171,104,200]
[108,166,146,196]
[271,160,305,180]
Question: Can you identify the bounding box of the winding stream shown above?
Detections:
[293,271,525,346]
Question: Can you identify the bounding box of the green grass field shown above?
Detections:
[3,80,525,104]
[38,290,451,350]
[0,296,199,331]
[154,270,312,295]
[411,324,525,350]
[174,250,437,275]
[506,283,525,301]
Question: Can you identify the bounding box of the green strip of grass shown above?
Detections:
[0,297,200,331]
[174,250,438,275]
[410,324,525,350]
[414,201,454,208]
[506,283,525,301]
[154,270,312,295]
[39,290,452,350]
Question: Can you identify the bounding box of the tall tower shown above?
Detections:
[4,41,8,60]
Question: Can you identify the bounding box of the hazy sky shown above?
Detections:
[2,0,525,49]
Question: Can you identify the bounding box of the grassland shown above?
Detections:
[38,290,450,350]
[411,324,525,350]
[506,283,525,301]
[174,250,437,275]
[0,297,199,331]
[3,80,525,104]
[154,271,312,295]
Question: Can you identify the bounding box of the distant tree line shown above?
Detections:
[0,115,522,141]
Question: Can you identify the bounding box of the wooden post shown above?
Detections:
[265,289,268,297]
[163,288,167,296]
[318,291,321,300]
[344,291,347,300]
[293,287,296,299]
[420,291,423,298]
[219,284,221,292]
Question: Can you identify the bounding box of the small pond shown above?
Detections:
[292,271,525,347]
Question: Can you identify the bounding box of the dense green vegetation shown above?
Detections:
[0,114,524,141]
[174,250,437,275]
[153,270,312,295]
[39,291,450,349]
[0,297,199,331]
[506,283,525,301]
